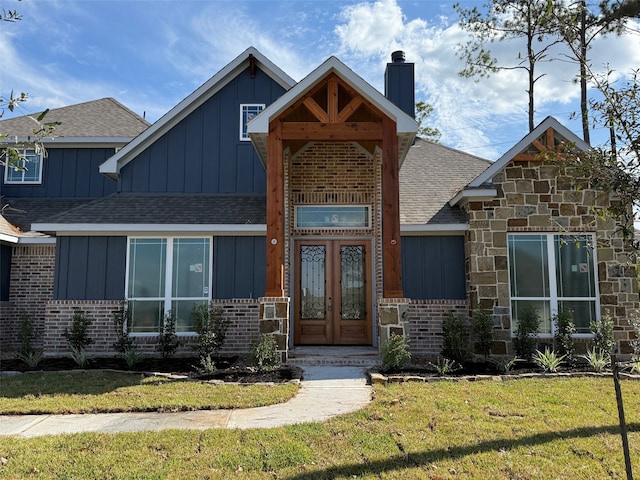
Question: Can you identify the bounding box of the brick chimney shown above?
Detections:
[384,50,415,119]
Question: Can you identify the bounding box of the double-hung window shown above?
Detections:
[240,104,264,141]
[508,233,598,335]
[4,148,43,184]
[127,237,211,333]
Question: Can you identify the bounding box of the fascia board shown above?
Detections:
[449,187,498,207]
[0,233,19,243]
[400,224,468,235]
[248,56,419,135]
[17,237,56,245]
[1,137,133,146]
[469,116,590,187]
[31,223,268,235]
[100,47,296,177]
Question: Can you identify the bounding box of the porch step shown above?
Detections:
[287,346,380,367]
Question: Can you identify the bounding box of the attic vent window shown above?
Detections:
[240,104,264,141]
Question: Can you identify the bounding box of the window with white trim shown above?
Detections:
[126,237,211,333]
[3,148,43,184]
[508,233,598,335]
[240,104,264,141]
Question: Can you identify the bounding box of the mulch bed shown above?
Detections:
[0,356,302,384]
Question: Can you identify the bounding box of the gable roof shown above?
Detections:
[0,98,149,143]
[247,56,419,166]
[99,47,296,180]
[450,116,591,206]
[400,138,491,228]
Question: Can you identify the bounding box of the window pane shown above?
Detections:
[511,299,551,334]
[128,239,166,297]
[130,300,163,333]
[172,299,207,333]
[559,301,596,334]
[508,235,549,297]
[22,150,41,182]
[241,104,264,140]
[172,238,210,298]
[6,161,24,182]
[555,235,595,298]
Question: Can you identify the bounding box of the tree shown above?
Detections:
[415,101,441,142]
[455,0,561,132]
[551,0,636,143]
[0,4,58,171]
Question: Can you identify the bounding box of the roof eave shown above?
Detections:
[30,223,268,235]
[449,187,498,207]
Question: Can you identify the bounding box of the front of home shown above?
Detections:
[1,47,637,360]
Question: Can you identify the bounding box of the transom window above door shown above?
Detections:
[295,205,371,229]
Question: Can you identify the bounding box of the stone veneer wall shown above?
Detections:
[465,159,639,355]
[0,245,55,355]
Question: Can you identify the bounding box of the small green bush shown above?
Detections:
[581,347,610,373]
[157,311,182,358]
[428,357,462,376]
[192,303,230,363]
[380,333,411,372]
[553,309,575,358]
[251,334,280,372]
[63,308,93,351]
[590,312,615,355]
[471,308,494,359]
[533,348,565,373]
[17,312,42,368]
[442,311,471,364]
[513,305,540,360]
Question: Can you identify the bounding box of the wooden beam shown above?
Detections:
[302,97,329,123]
[265,119,284,297]
[328,79,338,123]
[531,139,546,152]
[513,153,544,161]
[381,116,403,298]
[337,97,363,123]
[545,127,555,150]
[282,122,382,141]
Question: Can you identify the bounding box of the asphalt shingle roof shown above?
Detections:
[399,137,492,224]
[0,98,150,138]
[42,193,267,225]
[1,198,96,232]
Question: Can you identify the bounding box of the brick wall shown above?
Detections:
[407,300,469,357]
[465,157,639,355]
[0,245,55,355]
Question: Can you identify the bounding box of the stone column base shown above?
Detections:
[259,297,290,362]
[377,298,411,347]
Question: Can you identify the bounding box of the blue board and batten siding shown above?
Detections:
[1,148,117,198]
[119,66,285,194]
[54,236,127,300]
[213,236,265,299]
[401,236,466,300]
[54,236,265,301]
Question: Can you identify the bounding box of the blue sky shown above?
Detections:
[1,0,639,160]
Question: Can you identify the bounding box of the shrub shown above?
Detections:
[471,308,494,359]
[512,305,540,360]
[488,356,521,373]
[441,311,471,364]
[251,334,280,372]
[533,348,565,373]
[380,333,411,372]
[157,311,182,358]
[63,309,93,366]
[581,347,610,373]
[590,312,615,355]
[553,309,576,358]
[112,301,134,354]
[17,312,42,368]
[428,357,461,376]
[192,303,230,363]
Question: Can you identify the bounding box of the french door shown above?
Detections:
[294,239,372,345]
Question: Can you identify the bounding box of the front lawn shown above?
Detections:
[0,371,299,414]
[1,377,639,479]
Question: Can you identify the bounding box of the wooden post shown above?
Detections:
[265,119,284,297]
[612,355,634,480]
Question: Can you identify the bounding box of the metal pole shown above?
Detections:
[612,354,634,480]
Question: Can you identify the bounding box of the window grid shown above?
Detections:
[3,149,43,184]
[508,233,599,336]
[240,104,264,141]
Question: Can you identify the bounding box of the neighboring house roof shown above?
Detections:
[247,56,418,167]
[399,138,492,228]
[1,198,96,232]
[100,47,296,179]
[31,193,267,234]
[0,98,149,143]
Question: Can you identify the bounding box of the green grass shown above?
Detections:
[1,377,640,478]
[0,370,299,414]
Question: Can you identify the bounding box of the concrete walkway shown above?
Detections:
[0,366,372,438]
